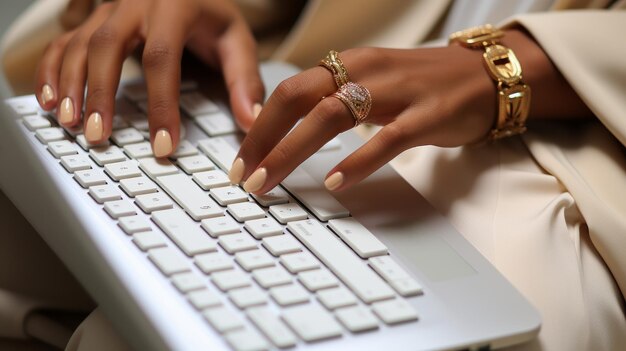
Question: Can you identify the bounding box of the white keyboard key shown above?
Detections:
[104,200,136,218]
[197,138,237,172]
[211,270,251,291]
[119,176,158,196]
[180,91,219,116]
[90,146,127,166]
[203,307,244,333]
[235,249,274,271]
[61,154,92,172]
[148,247,189,275]
[270,284,309,306]
[372,299,418,325]
[279,252,320,273]
[252,266,292,288]
[177,154,215,174]
[192,170,230,190]
[227,202,265,222]
[123,141,153,158]
[129,119,149,131]
[88,184,122,203]
[10,101,38,115]
[135,192,174,213]
[225,328,269,351]
[171,271,205,292]
[335,306,379,332]
[368,256,423,296]
[63,125,83,138]
[187,289,221,309]
[195,113,237,136]
[104,160,142,181]
[74,169,107,188]
[118,215,151,234]
[194,252,233,273]
[251,187,289,207]
[76,134,109,150]
[262,235,302,256]
[229,286,267,309]
[282,167,350,221]
[111,115,130,130]
[244,217,283,239]
[329,218,388,258]
[201,216,240,237]
[218,233,257,254]
[152,208,217,256]
[23,115,51,130]
[111,127,144,145]
[298,269,339,291]
[247,307,297,349]
[47,140,78,158]
[210,186,248,206]
[170,140,198,159]
[288,219,395,303]
[269,203,307,224]
[282,305,343,342]
[132,231,166,251]
[157,173,222,220]
[35,127,65,144]
[317,286,358,310]
[138,157,179,178]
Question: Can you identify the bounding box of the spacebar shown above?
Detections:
[287,219,395,303]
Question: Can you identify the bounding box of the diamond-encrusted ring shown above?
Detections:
[331,82,372,126]
[319,50,350,88]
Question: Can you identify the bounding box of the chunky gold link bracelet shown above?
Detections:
[449,24,531,141]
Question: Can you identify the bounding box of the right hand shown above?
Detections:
[35,0,264,157]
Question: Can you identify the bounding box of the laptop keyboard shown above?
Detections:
[8,83,424,350]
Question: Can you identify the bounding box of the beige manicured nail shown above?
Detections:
[153,129,173,158]
[41,84,54,104]
[324,172,344,191]
[85,112,103,142]
[58,97,74,125]
[229,157,245,184]
[243,167,267,193]
[252,103,263,119]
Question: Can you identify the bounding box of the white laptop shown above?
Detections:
[0,61,540,350]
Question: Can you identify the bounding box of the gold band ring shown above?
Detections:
[331,82,372,126]
[319,50,350,88]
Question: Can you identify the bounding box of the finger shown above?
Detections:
[216,20,264,133]
[143,3,197,158]
[84,2,140,143]
[324,121,411,192]
[35,31,74,111]
[57,4,115,127]
[230,67,336,183]
[243,96,355,194]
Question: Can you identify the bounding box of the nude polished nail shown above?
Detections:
[85,112,103,142]
[243,167,267,193]
[324,172,344,191]
[153,129,173,158]
[253,103,263,119]
[41,84,54,105]
[229,158,245,184]
[58,97,74,125]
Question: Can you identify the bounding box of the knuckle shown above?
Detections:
[87,85,108,105]
[314,100,349,131]
[147,99,175,123]
[142,41,176,69]
[66,34,89,52]
[378,124,409,151]
[273,77,303,105]
[89,25,118,50]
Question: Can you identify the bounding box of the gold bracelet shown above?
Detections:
[449,24,531,141]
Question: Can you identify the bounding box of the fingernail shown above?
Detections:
[153,129,173,158]
[85,112,103,142]
[229,157,245,184]
[243,167,267,193]
[41,84,54,105]
[324,172,344,191]
[252,103,263,119]
[58,97,74,125]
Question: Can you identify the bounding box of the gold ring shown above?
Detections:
[331,82,372,126]
[319,50,350,88]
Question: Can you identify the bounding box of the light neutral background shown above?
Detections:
[1,0,36,98]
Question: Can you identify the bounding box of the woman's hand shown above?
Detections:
[231,30,592,194]
[36,0,263,157]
